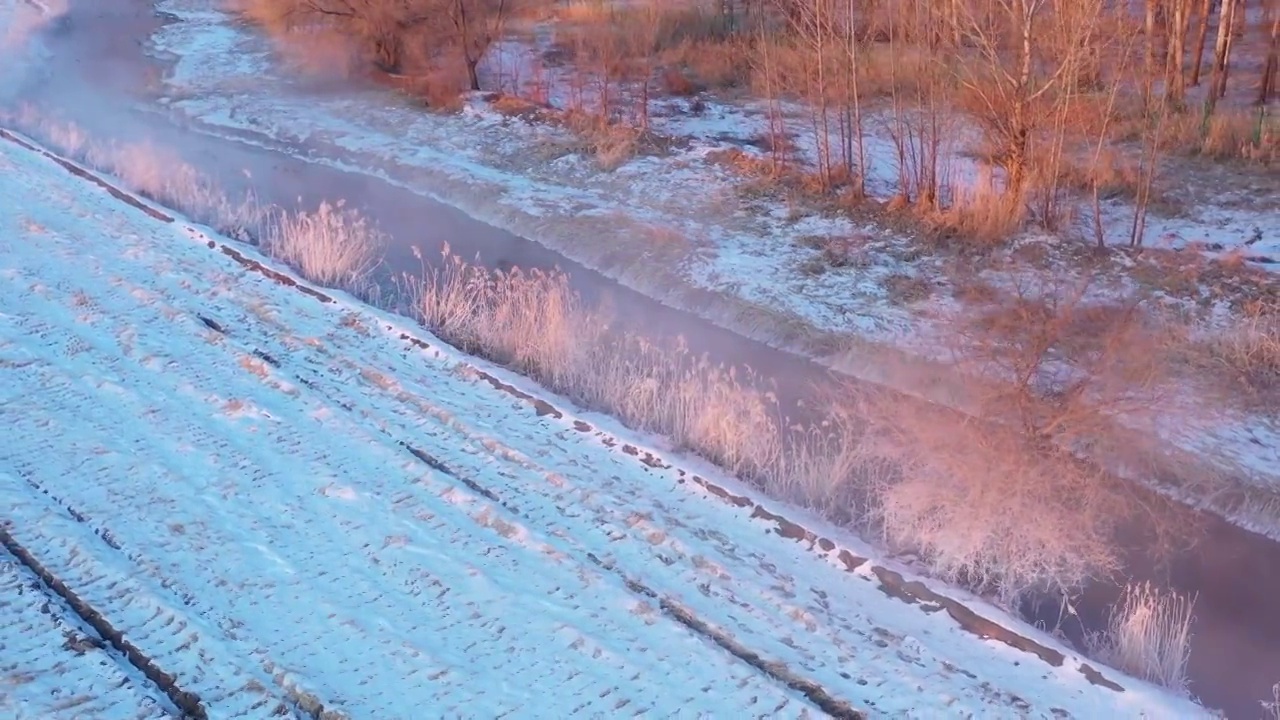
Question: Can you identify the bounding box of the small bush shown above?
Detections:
[264,200,384,295]
[1087,582,1196,695]
[552,111,643,170]
[667,37,751,90]
[660,66,699,96]
[1158,108,1279,164]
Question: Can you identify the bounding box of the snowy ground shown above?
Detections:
[0,117,1211,717]
[117,0,1280,536]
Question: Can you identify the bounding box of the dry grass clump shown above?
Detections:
[389,66,471,111]
[97,141,265,239]
[9,108,389,297]
[1086,582,1196,694]
[1053,146,1144,199]
[489,92,548,119]
[263,200,385,295]
[1194,301,1280,407]
[1170,108,1279,164]
[408,246,788,481]
[1200,110,1278,164]
[414,244,594,381]
[925,182,1026,246]
[666,37,751,90]
[549,111,644,170]
[553,0,612,24]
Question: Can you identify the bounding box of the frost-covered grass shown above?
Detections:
[263,199,384,296]
[407,245,791,488]
[1196,302,1280,408]
[1088,583,1197,696]
[3,103,265,239]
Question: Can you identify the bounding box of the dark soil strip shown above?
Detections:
[0,544,179,716]
[584,552,865,720]
[13,474,324,720]
[401,442,501,502]
[867,566,1072,672]
[214,242,334,303]
[0,521,208,720]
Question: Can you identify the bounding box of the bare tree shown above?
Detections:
[1190,0,1216,85]
[251,0,510,90]
[950,0,1100,202]
[844,0,866,197]
[441,0,511,91]
[292,0,433,72]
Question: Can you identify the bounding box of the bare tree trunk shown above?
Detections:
[847,0,866,197]
[1165,0,1192,104]
[1005,0,1037,201]
[755,15,786,172]
[1144,0,1159,109]
[465,58,480,91]
[1090,26,1139,248]
[887,1,911,201]
[1190,0,1214,84]
[1208,0,1239,112]
[1130,108,1167,248]
[815,1,833,188]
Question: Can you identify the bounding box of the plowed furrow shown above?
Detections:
[0,547,174,720]
[0,478,299,720]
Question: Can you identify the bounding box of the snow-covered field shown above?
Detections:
[0,116,1211,717]
[120,0,1280,536]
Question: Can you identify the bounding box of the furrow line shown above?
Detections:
[0,546,176,720]
[0,514,208,719]
[0,471,301,720]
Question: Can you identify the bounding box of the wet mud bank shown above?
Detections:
[7,0,1280,714]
